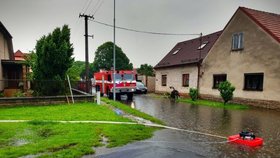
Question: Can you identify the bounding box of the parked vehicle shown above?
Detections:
[135,82,147,94]
[94,70,136,100]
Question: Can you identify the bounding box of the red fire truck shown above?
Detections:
[94,70,136,100]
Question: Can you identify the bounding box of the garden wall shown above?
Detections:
[0,95,94,106]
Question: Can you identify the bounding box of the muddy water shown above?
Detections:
[122,95,280,157]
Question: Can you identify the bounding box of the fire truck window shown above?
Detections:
[124,74,134,81]
[108,75,111,81]
[115,74,122,81]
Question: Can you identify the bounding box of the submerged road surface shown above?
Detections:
[94,95,280,157]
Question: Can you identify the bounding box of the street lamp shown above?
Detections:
[113,0,116,100]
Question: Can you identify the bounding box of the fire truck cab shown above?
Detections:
[94,70,136,100]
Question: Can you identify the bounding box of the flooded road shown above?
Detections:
[116,94,280,157]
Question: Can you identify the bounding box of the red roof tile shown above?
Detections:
[240,7,280,43]
[154,31,222,69]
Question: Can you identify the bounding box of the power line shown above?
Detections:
[93,0,104,16]
[90,19,200,36]
[84,0,94,13]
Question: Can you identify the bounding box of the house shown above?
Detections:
[14,50,28,61]
[0,22,29,96]
[154,31,222,95]
[200,7,280,108]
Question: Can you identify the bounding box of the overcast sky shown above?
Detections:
[0,0,279,67]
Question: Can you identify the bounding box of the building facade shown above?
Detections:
[200,7,280,108]
[0,21,14,91]
[154,31,222,95]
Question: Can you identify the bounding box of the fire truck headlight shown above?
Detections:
[131,89,135,92]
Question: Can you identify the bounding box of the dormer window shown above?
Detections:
[198,41,208,50]
[172,48,181,55]
[232,32,244,50]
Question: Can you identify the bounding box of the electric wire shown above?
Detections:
[84,0,94,13]
[90,19,200,36]
[93,0,104,16]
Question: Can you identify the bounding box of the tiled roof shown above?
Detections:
[240,7,280,43]
[154,31,222,69]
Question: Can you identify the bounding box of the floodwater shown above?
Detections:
[117,94,280,157]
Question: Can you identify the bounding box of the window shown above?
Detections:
[123,74,134,81]
[172,48,181,55]
[232,32,244,50]
[244,73,264,91]
[182,74,189,87]
[197,41,208,50]
[213,74,227,89]
[161,75,167,86]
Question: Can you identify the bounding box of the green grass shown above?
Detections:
[0,102,161,157]
[0,102,131,122]
[148,93,249,110]
[102,98,164,125]
[178,98,249,110]
[0,122,156,158]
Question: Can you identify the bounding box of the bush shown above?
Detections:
[14,91,25,97]
[218,81,235,105]
[189,88,198,101]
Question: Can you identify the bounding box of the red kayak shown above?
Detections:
[228,135,263,147]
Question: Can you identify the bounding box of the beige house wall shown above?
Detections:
[155,65,198,95]
[200,10,280,102]
[0,32,10,59]
[0,31,10,90]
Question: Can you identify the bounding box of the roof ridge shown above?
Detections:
[240,6,280,17]
[178,30,222,44]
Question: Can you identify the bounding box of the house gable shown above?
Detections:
[0,21,14,60]
[200,7,280,102]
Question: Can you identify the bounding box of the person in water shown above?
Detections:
[239,129,256,140]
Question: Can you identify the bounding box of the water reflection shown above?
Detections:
[122,95,280,157]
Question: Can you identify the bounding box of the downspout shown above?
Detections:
[197,33,203,96]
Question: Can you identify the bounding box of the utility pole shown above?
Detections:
[79,14,94,93]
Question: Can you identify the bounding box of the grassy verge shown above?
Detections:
[148,93,248,110]
[0,102,160,158]
[0,102,131,122]
[178,98,249,110]
[102,97,164,125]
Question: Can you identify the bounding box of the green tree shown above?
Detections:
[80,63,95,79]
[67,61,86,80]
[218,81,235,105]
[33,25,74,96]
[92,41,133,72]
[24,51,37,80]
[137,64,154,76]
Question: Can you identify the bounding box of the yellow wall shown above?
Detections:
[155,65,198,95]
[200,10,280,102]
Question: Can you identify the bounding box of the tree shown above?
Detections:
[137,64,154,76]
[33,25,74,96]
[24,51,37,80]
[66,61,87,80]
[218,81,235,105]
[80,63,94,79]
[92,41,133,72]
